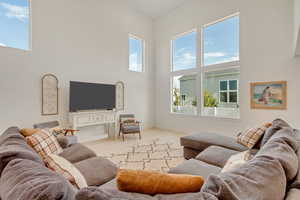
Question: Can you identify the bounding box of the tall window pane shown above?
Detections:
[172,31,197,71]
[203,15,239,66]
[0,0,30,50]
[202,68,240,118]
[172,74,197,115]
[129,36,144,72]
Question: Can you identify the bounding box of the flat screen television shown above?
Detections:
[69,81,116,112]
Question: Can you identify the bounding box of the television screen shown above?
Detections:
[70,81,116,112]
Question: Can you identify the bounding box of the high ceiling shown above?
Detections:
[128,0,187,19]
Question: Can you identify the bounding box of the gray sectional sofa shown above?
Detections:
[0,119,299,200]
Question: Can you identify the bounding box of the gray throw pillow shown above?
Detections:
[0,127,43,175]
[0,159,76,200]
[261,118,291,147]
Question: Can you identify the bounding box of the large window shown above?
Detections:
[201,14,240,118]
[171,31,197,115]
[170,14,240,119]
[129,35,144,72]
[0,0,30,50]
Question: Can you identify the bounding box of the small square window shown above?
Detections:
[129,35,144,72]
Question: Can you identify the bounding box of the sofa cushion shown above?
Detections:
[76,186,155,200]
[168,159,221,180]
[181,132,247,153]
[0,127,43,175]
[26,129,63,159]
[59,143,96,163]
[201,127,299,200]
[196,146,240,168]
[261,118,291,146]
[75,156,118,186]
[0,158,76,200]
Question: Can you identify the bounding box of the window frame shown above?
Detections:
[171,29,197,72]
[200,13,240,119]
[218,79,239,104]
[128,34,145,73]
[0,0,32,51]
[170,29,199,116]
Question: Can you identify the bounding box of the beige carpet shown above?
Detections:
[84,129,185,173]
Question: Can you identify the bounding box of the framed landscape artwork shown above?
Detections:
[250,81,287,110]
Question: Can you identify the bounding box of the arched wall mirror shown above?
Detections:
[42,74,59,115]
[116,81,125,111]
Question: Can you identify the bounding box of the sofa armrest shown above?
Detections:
[56,136,69,149]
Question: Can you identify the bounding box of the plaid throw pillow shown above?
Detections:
[237,123,272,149]
[44,154,87,189]
[26,129,63,159]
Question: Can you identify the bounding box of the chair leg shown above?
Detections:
[139,132,141,140]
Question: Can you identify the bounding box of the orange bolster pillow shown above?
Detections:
[117,169,204,195]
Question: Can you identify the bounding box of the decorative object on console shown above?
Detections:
[237,123,271,149]
[116,81,125,111]
[119,114,141,141]
[41,74,59,115]
[250,81,287,110]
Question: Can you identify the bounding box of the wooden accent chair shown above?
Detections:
[119,114,142,141]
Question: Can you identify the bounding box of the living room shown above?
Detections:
[0,0,300,199]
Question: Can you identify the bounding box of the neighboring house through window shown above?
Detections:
[219,80,238,104]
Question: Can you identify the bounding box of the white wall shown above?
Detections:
[154,0,300,137]
[295,0,300,55]
[0,0,155,133]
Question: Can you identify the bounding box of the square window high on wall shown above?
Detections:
[201,14,240,119]
[0,0,31,50]
[129,35,144,72]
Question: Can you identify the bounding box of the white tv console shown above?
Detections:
[69,110,117,139]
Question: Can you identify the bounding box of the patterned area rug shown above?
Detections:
[104,138,185,173]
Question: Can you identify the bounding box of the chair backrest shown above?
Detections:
[119,114,135,122]
[33,121,60,129]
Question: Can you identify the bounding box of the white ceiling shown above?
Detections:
[128,0,187,19]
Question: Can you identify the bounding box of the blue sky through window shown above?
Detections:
[173,31,197,71]
[203,15,240,66]
[129,36,143,72]
[0,0,30,50]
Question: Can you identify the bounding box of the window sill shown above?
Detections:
[169,112,241,120]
